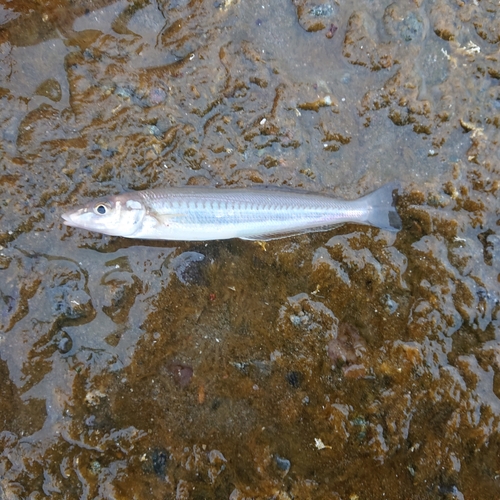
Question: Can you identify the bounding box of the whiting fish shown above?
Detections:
[62,183,402,241]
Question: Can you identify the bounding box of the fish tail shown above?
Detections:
[360,182,402,232]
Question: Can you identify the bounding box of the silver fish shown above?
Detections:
[62,183,402,241]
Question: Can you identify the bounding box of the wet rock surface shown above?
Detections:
[0,0,500,498]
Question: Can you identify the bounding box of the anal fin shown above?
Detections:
[239,225,342,241]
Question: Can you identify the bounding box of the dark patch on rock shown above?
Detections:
[152,449,168,476]
[286,370,303,388]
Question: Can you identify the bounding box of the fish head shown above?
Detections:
[62,194,146,237]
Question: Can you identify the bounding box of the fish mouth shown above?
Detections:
[61,212,72,226]
[61,209,98,232]
[61,211,83,228]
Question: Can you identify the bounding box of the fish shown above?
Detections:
[61,183,402,241]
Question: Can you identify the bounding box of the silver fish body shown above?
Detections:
[62,183,402,241]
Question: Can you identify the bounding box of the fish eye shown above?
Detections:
[94,203,110,215]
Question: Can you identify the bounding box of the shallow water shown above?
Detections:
[1,0,499,498]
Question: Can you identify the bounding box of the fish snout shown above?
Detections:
[61,209,86,228]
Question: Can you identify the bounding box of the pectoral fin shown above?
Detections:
[154,212,188,225]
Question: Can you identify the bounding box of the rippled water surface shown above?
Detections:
[1,0,499,498]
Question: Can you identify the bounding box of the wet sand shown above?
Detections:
[0,0,499,497]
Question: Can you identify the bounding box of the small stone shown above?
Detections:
[286,371,302,388]
[149,87,167,106]
[89,460,101,475]
[115,86,133,99]
[152,449,168,476]
[275,455,291,473]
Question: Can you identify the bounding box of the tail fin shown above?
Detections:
[360,182,402,232]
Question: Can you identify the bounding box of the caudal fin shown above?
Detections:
[360,182,402,232]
